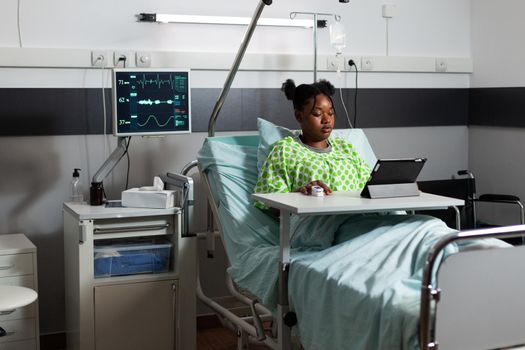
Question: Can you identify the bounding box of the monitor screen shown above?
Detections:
[112,68,191,136]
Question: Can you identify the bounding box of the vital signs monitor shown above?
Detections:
[112,68,191,136]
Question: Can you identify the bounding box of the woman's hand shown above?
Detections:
[295,180,332,196]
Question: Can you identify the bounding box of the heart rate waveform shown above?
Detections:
[131,73,188,92]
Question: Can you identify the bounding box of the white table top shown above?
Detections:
[252,191,464,215]
[0,285,37,312]
[63,202,180,220]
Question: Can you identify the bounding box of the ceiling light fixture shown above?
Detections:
[138,13,314,28]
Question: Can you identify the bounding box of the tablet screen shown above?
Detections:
[365,158,427,185]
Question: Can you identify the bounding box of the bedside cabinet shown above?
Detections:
[0,234,39,350]
[63,203,196,350]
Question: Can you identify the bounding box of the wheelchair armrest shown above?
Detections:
[476,194,521,203]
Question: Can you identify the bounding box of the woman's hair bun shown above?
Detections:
[315,79,335,97]
[281,78,336,110]
[281,79,296,100]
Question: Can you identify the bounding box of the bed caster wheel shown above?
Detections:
[283,312,297,327]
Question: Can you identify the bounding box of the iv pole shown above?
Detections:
[290,12,341,82]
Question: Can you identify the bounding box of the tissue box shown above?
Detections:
[121,188,176,209]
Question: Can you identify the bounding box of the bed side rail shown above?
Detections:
[420,224,525,350]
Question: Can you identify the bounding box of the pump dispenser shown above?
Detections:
[71,168,84,203]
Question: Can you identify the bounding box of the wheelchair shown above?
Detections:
[418,170,524,244]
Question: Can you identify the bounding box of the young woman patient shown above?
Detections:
[254,79,370,202]
[254,79,375,249]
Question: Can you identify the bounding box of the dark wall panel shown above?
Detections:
[469,87,525,127]
[0,87,470,136]
[355,88,469,128]
[0,88,112,136]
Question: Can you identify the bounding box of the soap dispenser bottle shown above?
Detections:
[71,168,84,203]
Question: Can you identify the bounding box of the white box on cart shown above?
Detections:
[121,188,176,209]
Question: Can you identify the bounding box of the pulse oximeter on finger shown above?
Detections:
[311,185,324,197]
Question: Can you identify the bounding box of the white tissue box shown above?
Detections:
[121,188,176,209]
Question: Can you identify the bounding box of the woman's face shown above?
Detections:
[295,94,335,145]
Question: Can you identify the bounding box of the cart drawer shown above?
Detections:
[0,254,33,278]
[0,318,36,343]
[0,339,36,350]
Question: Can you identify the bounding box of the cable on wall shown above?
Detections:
[351,60,359,128]
[339,60,359,129]
[125,137,131,190]
[382,4,396,56]
[385,18,390,56]
[100,62,108,158]
[338,75,353,129]
[17,0,23,47]
[116,55,127,68]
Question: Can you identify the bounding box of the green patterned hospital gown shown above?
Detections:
[254,136,370,209]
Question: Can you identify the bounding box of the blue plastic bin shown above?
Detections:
[94,241,172,277]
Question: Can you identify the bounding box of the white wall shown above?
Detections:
[0,0,472,333]
[471,0,525,88]
[1,0,470,56]
[470,0,525,224]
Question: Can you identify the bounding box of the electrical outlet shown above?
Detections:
[361,57,374,71]
[91,50,109,67]
[114,51,133,67]
[435,58,447,72]
[136,51,151,67]
[327,56,344,71]
[344,57,360,71]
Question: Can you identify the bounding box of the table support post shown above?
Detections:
[278,210,292,350]
[452,206,461,230]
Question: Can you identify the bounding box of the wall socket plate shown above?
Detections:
[345,57,360,71]
[361,57,374,71]
[114,51,133,67]
[327,56,345,71]
[136,51,151,67]
[91,50,109,67]
[436,58,448,72]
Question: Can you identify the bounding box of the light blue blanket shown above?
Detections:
[197,136,507,350]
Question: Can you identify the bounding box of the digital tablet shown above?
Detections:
[360,158,427,198]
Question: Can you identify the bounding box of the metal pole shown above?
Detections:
[290,12,338,83]
[278,210,292,350]
[207,0,272,137]
[313,13,318,82]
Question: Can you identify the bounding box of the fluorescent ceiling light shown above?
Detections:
[139,13,314,28]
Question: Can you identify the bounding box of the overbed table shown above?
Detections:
[252,190,464,350]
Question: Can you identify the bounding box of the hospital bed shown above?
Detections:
[193,130,525,350]
[182,1,525,347]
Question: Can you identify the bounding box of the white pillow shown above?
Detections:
[256,117,377,173]
[256,118,300,172]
